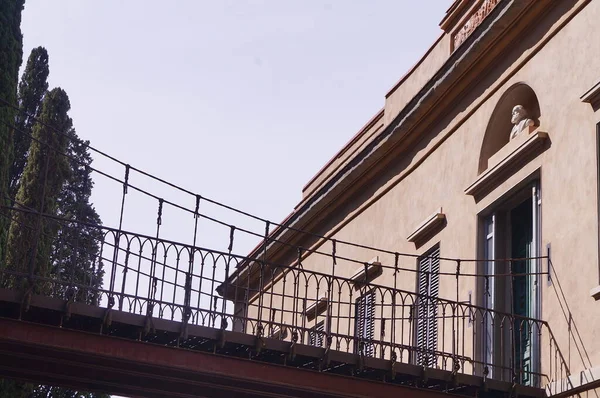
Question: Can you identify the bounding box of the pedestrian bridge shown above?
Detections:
[0,97,580,397]
[0,219,563,397]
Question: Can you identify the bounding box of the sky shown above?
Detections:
[19,1,451,395]
[20,0,452,254]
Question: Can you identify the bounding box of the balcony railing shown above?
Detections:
[0,100,581,396]
[0,204,572,395]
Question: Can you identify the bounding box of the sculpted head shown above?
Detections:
[511,105,528,124]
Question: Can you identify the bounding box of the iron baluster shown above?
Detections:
[326,239,336,352]
[110,164,129,310]
[221,225,236,330]
[291,248,301,338]
[196,256,205,325]
[193,195,201,248]
[147,198,163,306]
[159,245,168,310]
[119,240,131,311]
[133,243,143,314]
[391,253,399,353]
[190,195,201,323]
[180,272,192,340]
[454,260,461,371]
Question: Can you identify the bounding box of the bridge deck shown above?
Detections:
[0,289,544,398]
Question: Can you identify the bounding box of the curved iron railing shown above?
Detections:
[0,97,580,394]
[0,205,571,391]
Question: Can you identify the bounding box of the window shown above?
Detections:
[480,185,541,385]
[354,290,375,357]
[483,215,495,374]
[309,321,324,347]
[415,246,440,367]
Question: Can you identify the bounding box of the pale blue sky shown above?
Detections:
[20,1,451,396]
[21,1,452,255]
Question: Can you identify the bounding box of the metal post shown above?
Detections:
[110,164,129,309]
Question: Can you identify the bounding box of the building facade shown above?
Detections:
[223,1,600,396]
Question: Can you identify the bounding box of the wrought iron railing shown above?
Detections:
[0,204,572,391]
[0,97,580,394]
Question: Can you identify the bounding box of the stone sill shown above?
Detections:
[590,285,600,301]
[581,80,600,111]
[465,129,548,199]
[270,326,288,340]
[407,208,446,244]
[304,296,328,321]
[350,257,382,288]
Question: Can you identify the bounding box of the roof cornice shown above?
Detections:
[223,0,571,294]
[267,0,542,246]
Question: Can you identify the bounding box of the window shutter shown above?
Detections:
[364,291,375,357]
[416,247,440,367]
[355,291,375,357]
[309,321,324,347]
[416,265,428,364]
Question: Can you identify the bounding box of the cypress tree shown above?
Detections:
[10,46,49,199]
[0,379,33,398]
[0,0,25,266]
[0,7,110,397]
[6,87,72,286]
[52,128,104,304]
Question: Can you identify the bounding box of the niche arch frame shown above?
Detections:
[478,83,541,174]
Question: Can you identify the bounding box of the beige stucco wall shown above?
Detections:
[301,111,384,200]
[383,34,451,126]
[243,0,600,390]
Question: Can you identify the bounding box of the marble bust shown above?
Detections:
[510,105,535,139]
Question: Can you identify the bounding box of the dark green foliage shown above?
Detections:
[1,6,110,395]
[0,42,109,394]
[31,385,111,398]
[0,6,37,395]
[33,125,107,398]
[0,0,25,266]
[10,46,49,199]
[0,379,33,398]
[5,88,72,287]
[51,128,104,304]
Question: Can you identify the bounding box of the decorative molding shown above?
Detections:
[304,296,328,321]
[581,80,600,111]
[407,208,446,245]
[440,0,474,32]
[452,0,502,50]
[350,257,382,288]
[465,129,548,199]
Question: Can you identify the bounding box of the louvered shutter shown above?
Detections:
[427,250,440,365]
[355,291,375,357]
[364,291,375,357]
[416,247,440,367]
[309,321,324,347]
[416,265,428,364]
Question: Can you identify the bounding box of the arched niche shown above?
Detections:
[478,83,541,173]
